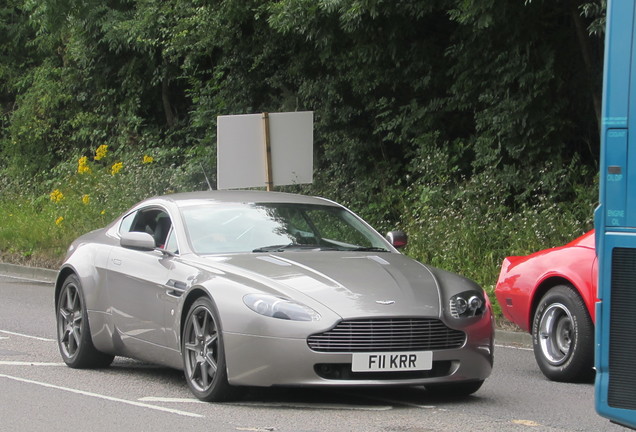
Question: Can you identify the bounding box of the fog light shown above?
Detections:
[454,297,468,315]
[450,291,486,318]
[469,296,483,311]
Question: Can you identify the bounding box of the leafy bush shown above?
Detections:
[0,143,215,266]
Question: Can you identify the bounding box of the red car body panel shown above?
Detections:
[495,231,597,332]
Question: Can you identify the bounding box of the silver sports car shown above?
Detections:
[55,191,493,401]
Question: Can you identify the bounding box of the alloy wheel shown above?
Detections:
[58,282,83,359]
[538,302,573,365]
[184,304,219,393]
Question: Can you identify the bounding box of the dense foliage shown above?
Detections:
[0,0,605,312]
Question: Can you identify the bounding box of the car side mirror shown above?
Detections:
[386,230,407,249]
[120,232,156,251]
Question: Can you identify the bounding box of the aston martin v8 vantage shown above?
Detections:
[55,191,493,401]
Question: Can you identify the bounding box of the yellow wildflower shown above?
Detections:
[55,216,64,226]
[142,155,154,164]
[50,189,64,203]
[111,161,123,175]
[78,156,91,174]
[82,194,90,205]
[100,210,106,215]
[95,144,108,161]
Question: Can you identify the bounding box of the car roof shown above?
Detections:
[144,190,341,208]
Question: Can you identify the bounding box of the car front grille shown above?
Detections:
[307,318,466,353]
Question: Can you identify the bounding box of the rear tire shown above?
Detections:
[56,274,114,368]
[532,285,594,382]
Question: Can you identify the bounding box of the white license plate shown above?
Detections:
[351,351,433,372]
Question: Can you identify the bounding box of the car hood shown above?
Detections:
[202,252,441,319]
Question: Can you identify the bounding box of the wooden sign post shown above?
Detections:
[262,112,274,191]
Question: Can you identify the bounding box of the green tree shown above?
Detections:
[0,0,604,222]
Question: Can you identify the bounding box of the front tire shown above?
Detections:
[532,285,594,382]
[56,274,114,368]
[182,297,241,402]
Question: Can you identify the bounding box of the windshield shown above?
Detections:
[180,203,390,254]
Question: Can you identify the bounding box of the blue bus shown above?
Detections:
[596,0,636,428]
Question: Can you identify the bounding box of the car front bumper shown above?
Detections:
[223,329,493,387]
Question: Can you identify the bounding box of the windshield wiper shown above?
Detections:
[253,243,379,253]
[349,246,389,252]
[252,243,329,253]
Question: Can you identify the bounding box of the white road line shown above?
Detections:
[140,397,392,411]
[235,427,276,431]
[0,361,66,366]
[0,330,55,342]
[139,397,205,404]
[335,389,440,410]
[495,343,532,351]
[0,373,203,418]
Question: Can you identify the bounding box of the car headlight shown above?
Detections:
[243,294,321,321]
[449,291,485,318]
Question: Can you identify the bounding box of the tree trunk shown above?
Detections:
[570,0,601,129]
[162,68,176,128]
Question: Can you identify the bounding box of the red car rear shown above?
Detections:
[495,231,597,382]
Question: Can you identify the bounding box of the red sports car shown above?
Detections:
[495,231,597,382]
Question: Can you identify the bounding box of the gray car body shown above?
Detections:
[55,190,493,387]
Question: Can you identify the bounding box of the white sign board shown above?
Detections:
[217,111,313,190]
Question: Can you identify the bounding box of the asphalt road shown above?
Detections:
[0,271,625,432]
